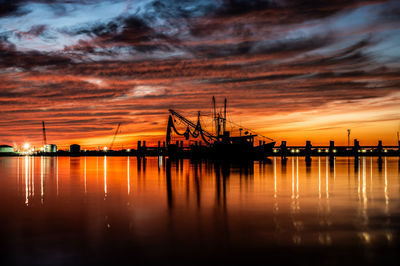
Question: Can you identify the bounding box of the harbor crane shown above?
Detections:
[109,122,121,150]
[42,121,47,147]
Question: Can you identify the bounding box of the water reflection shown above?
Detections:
[41,156,43,203]
[56,156,59,196]
[127,156,130,195]
[84,156,87,194]
[104,156,107,197]
[318,157,321,199]
[385,157,389,217]
[166,158,173,209]
[25,156,28,205]
[0,156,399,265]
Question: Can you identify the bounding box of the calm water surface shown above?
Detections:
[0,156,399,265]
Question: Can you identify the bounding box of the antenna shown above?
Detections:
[347,129,351,146]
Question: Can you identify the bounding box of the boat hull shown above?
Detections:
[167,142,275,161]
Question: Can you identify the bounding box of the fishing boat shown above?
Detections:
[166,97,275,160]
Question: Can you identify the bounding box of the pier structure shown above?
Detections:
[4,139,400,158]
[272,139,399,158]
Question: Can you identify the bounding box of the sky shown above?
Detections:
[0,0,400,149]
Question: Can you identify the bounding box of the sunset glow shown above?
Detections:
[1,0,400,149]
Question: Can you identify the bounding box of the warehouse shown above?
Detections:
[0,145,14,154]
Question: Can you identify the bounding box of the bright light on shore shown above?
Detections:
[24,143,30,150]
[103,146,108,151]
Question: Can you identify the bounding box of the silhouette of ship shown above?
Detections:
[166,97,275,160]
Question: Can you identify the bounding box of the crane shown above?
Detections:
[109,122,121,150]
[42,121,47,147]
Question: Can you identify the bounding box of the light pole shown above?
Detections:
[347,129,351,146]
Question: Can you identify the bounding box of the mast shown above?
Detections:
[223,98,227,133]
[212,96,216,135]
[217,113,221,136]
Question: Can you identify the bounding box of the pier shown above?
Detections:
[129,139,400,158]
[4,139,399,158]
[273,140,400,158]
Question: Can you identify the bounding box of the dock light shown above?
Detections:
[103,146,108,152]
[318,149,321,153]
[333,149,337,153]
[384,149,387,153]
[40,147,44,151]
[291,149,295,153]
[325,149,329,152]
[127,149,131,152]
[23,143,30,150]
[296,149,300,153]
[273,149,278,153]
[362,149,366,153]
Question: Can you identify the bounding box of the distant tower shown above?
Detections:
[347,129,351,146]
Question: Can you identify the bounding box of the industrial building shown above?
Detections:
[44,144,57,153]
[0,145,14,153]
[70,144,81,153]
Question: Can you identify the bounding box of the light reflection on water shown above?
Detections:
[0,156,399,265]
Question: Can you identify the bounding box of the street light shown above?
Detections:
[347,129,351,146]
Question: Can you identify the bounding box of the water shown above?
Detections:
[0,156,399,265]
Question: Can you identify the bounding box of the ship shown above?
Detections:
[166,97,275,160]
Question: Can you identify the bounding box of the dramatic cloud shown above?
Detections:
[0,0,399,148]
